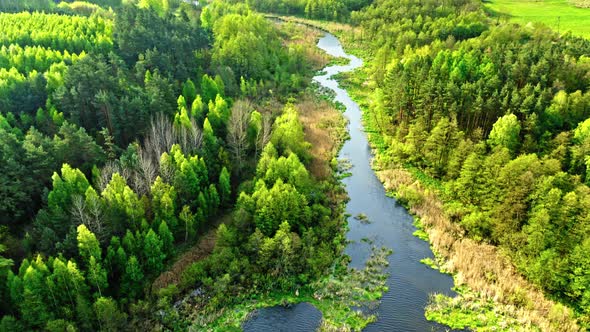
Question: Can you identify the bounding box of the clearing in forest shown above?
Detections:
[484,0,590,38]
[151,213,232,292]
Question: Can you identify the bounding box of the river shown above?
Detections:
[243,31,457,332]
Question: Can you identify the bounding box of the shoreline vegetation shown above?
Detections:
[265,14,576,331]
[198,246,392,331]
[178,19,392,331]
[266,12,585,332]
[336,39,582,332]
[260,11,585,330]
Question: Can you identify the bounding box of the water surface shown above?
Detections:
[242,303,322,332]
[244,31,456,332]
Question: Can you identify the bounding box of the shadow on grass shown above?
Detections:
[482,2,513,20]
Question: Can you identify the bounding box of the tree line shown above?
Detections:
[0,12,113,54]
[0,0,342,330]
[225,0,371,21]
[353,0,590,324]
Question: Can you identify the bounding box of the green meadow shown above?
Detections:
[484,0,590,38]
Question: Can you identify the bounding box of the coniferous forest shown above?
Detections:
[0,0,350,330]
[344,0,590,327]
[1,0,590,331]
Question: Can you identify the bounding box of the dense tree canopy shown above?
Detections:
[0,1,339,329]
[352,0,590,324]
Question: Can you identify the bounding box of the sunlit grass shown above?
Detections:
[484,0,590,38]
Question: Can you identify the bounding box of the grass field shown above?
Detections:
[484,0,590,38]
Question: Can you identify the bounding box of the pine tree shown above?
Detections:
[179,205,196,242]
[0,244,13,275]
[249,110,263,157]
[122,230,137,256]
[200,74,219,104]
[200,7,212,30]
[202,118,220,178]
[182,79,197,107]
[122,256,143,300]
[157,221,174,258]
[208,94,229,137]
[7,271,23,312]
[94,297,126,331]
[87,256,108,298]
[77,224,101,262]
[21,264,52,328]
[151,177,177,232]
[174,106,192,130]
[487,113,521,153]
[47,258,82,318]
[208,184,220,216]
[191,95,205,125]
[75,293,94,331]
[219,167,231,207]
[271,104,310,162]
[143,229,164,274]
[101,173,144,233]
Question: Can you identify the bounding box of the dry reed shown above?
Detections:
[297,96,346,180]
[375,164,581,331]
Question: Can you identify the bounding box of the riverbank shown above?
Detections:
[335,52,582,331]
[177,22,392,331]
[203,247,391,331]
[272,13,583,331]
[264,15,369,58]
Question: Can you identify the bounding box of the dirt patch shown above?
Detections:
[151,213,232,293]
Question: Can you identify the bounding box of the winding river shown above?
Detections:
[244,31,457,331]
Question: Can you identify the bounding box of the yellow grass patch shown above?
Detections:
[376,165,581,331]
[297,96,347,180]
[275,20,331,70]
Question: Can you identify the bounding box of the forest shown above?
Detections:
[229,0,590,326]
[334,0,590,327]
[3,0,590,330]
[0,0,350,330]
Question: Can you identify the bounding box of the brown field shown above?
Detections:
[297,96,347,180]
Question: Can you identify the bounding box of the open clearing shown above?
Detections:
[484,0,590,38]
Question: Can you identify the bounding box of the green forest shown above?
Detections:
[1,0,590,330]
[0,0,352,330]
[331,0,590,328]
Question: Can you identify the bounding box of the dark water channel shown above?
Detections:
[243,32,456,332]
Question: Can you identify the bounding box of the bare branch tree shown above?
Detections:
[97,113,203,197]
[259,111,273,156]
[96,161,119,193]
[133,147,158,196]
[174,117,202,156]
[118,164,132,185]
[71,195,91,226]
[228,100,252,175]
[71,194,106,243]
[144,113,175,164]
[85,193,106,242]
